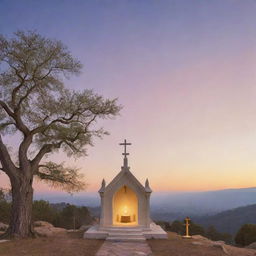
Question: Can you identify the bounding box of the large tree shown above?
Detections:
[0,31,120,238]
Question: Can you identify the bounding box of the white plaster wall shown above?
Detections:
[101,171,150,228]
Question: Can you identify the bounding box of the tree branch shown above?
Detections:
[0,134,18,178]
[16,82,38,110]
[31,142,62,169]
[0,100,30,136]
[35,162,86,193]
[18,135,33,176]
[0,101,15,119]
[11,74,28,106]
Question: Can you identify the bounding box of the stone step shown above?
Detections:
[106,236,146,242]
[108,232,143,237]
[102,227,142,232]
[106,230,146,242]
[109,230,142,233]
[108,230,143,234]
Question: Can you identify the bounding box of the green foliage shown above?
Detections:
[169,220,184,235]
[155,221,172,231]
[190,221,205,236]
[0,189,5,202]
[0,200,11,224]
[32,200,58,224]
[167,220,205,236]
[206,225,232,243]
[158,219,232,243]
[0,31,121,193]
[0,196,94,230]
[195,204,256,236]
[235,224,256,246]
[0,188,11,223]
[53,204,93,229]
[32,200,93,229]
[36,162,86,193]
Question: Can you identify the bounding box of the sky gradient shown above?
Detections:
[0,0,256,194]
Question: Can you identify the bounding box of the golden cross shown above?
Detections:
[184,217,191,237]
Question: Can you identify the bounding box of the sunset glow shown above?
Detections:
[0,0,256,194]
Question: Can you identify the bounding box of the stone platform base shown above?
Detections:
[84,222,167,241]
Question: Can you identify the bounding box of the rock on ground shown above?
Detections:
[0,240,10,243]
[34,221,54,227]
[247,242,256,249]
[0,222,8,231]
[34,221,66,237]
[192,241,203,245]
[79,225,91,231]
[212,243,229,255]
[192,235,209,241]
[192,233,256,256]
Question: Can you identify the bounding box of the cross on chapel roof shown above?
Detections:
[119,139,131,157]
[119,139,131,168]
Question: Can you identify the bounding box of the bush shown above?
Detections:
[159,219,232,243]
[32,200,58,224]
[235,224,256,246]
[168,220,205,236]
[155,221,172,231]
[206,225,232,243]
[0,193,94,230]
[53,204,93,229]
[0,200,11,223]
[0,188,11,223]
[169,220,184,234]
[190,221,205,236]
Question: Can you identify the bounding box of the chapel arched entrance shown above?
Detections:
[112,185,138,226]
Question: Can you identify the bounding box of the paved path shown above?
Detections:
[95,241,153,256]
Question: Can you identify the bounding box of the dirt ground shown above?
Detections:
[1,231,256,256]
[148,232,226,256]
[148,232,256,256]
[0,231,104,256]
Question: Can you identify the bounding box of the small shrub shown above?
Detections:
[32,200,58,224]
[235,224,256,246]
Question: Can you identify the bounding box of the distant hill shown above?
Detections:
[151,187,256,218]
[35,187,256,219]
[194,204,256,235]
[50,202,69,212]
[34,192,100,207]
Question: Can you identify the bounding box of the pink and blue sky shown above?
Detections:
[0,0,256,194]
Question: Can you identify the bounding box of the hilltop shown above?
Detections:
[0,231,256,256]
[195,204,256,235]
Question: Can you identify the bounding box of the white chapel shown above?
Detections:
[84,140,167,241]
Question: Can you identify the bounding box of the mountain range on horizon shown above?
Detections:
[35,186,256,216]
[194,204,256,235]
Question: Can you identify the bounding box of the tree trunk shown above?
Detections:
[7,176,34,238]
